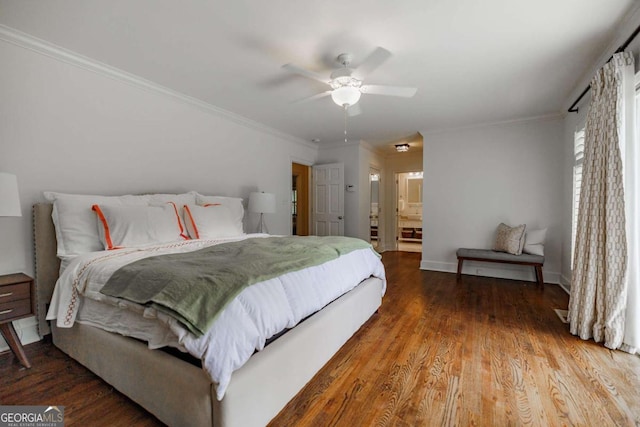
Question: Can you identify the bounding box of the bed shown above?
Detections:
[33,200,385,427]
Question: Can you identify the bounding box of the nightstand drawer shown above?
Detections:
[0,298,31,322]
[0,273,34,369]
[0,281,31,303]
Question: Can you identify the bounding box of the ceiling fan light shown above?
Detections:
[331,86,361,107]
[395,143,410,152]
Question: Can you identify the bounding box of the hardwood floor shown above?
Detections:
[2,251,639,426]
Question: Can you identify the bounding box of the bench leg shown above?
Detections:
[456,258,463,281]
[535,265,544,289]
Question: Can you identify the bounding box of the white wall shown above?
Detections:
[420,117,564,283]
[0,35,317,350]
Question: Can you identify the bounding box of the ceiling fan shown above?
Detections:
[283,47,417,116]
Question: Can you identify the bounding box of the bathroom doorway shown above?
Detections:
[369,168,380,250]
[396,171,423,252]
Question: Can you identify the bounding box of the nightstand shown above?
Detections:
[0,273,34,368]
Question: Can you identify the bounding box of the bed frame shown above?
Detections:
[33,203,383,427]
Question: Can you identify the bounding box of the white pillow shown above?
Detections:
[523,228,547,256]
[195,194,244,234]
[92,203,188,250]
[44,192,150,259]
[147,192,196,206]
[147,193,196,234]
[184,204,244,239]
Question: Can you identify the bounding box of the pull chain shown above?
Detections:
[344,106,348,143]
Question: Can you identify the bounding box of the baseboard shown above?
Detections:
[559,274,571,295]
[420,259,560,285]
[0,316,41,353]
[419,260,453,273]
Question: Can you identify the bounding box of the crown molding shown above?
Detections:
[0,25,316,151]
[385,148,423,159]
[317,139,362,150]
[419,113,564,136]
[359,140,387,157]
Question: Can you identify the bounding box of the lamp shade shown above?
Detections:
[331,86,361,107]
[0,173,21,217]
[248,192,276,214]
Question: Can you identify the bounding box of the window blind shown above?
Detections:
[571,129,585,266]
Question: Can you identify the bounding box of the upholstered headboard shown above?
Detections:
[33,203,60,337]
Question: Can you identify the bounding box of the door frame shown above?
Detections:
[292,162,310,236]
[369,166,382,251]
[395,170,424,252]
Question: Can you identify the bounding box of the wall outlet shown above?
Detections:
[476,268,483,275]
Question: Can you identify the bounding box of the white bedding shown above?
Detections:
[46,234,386,399]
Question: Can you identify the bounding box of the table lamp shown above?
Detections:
[248,192,275,233]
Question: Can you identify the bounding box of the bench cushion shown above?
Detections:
[456,248,544,264]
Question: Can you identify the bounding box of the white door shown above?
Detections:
[312,163,345,236]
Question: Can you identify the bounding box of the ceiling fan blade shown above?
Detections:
[292,91,332,104]
[347,103,362,117]
[361,84,417,98]
[282,63,329,84]
[353,47,392,79]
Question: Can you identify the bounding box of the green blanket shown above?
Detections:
[100,236,376,336]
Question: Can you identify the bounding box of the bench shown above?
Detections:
[456,248,544,288]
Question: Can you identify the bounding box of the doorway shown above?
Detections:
[396,171,423,252]
[292,163,310,236]
[369,168,381,250]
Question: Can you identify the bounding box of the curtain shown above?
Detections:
[568,52,635,351]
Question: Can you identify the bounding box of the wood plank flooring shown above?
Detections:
[2,251,639,426]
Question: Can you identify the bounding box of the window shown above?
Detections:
[571,128,585,266]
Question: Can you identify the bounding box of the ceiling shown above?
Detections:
[0,0,636,149]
